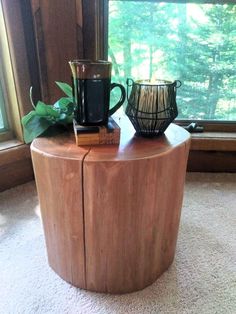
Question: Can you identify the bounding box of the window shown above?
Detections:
[108,0,236,127]
[0,2,12,142]
[0,1,22,143]
[0,79,9,132]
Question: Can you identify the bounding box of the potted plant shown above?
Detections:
[21,82,74,144]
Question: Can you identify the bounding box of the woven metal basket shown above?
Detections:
[126,79,181,137]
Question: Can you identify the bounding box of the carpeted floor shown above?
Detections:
[0,173,235,314]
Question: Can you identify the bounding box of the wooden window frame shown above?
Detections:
[0,0,39,190]
[0,1,22,142]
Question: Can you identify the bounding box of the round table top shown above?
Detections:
[31,116,191,162]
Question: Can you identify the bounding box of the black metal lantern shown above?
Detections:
[126,79,181,137]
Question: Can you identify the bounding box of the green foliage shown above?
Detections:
[55,81,73,97]
[21,82,74,144]
[108,2,236,121]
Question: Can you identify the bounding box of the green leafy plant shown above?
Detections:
[21,82,74,144]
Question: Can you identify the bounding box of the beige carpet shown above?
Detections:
[0,173,235,314]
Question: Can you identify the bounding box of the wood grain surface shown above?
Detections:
[30,0,83,103]
[31,135,89,288]
[31,118,190,293]
[84,127,190,293]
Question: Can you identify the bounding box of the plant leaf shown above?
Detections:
[21,81,74,144]
[59,113,67,121]
[55,81,73,98]
[64,115,73,124]
[65,115,73,124]
[22,114,53,144]
[53,97,73,110]
[35,101,48,116]
[21,111,37,126]
[36,101,60,118]
[65,102,74,115]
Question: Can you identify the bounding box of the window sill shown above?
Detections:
[0,138,23,151]
[0,141,34,192]
[190,132,236,151]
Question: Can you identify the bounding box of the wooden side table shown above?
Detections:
[31,118,190,294]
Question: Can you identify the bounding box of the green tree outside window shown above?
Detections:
[108,1,236,121]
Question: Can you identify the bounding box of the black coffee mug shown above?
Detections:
[69,60,126,126]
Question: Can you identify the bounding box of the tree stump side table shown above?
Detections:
[31,119,191,294]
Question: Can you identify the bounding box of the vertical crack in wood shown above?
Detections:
[81,147,91,289]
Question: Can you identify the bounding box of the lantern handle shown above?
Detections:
[175,80,182,88]
[126,78,134,101]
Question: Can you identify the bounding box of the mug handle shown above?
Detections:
[109,83,126,116]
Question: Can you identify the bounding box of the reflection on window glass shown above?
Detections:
[0,2,9,133]
[108,1,236,121]
[0,112,3,129]
[0,80,8,131]
[0,108,3,130]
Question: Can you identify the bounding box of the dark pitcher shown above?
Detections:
[69,60,125,126]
